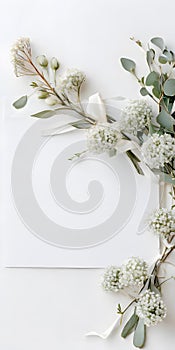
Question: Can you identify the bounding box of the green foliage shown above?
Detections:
[157,110,175,132]
[120,58,136,73]
[13,95,28,109]
[121,313,139,338]
[151,37,164,50]
[145,72,159,86]
[133,318,146,348]
[31,110,55,118]
[164,79,175,96]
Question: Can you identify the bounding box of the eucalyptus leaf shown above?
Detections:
[13,95,28,109]
[163,49,174,62]
[164,79,175,96]
[145,72,159,86]
[31,110,56,118]
[151,37,164,50]
[71,120,91,129]
[152,87,161,99]
[140,87,148,96]
[120,58,136,73]
[121,313,139,338]
[158,55,168,64]
[157,110,175,131]
[146,49,155,67]
[133,318,146,348]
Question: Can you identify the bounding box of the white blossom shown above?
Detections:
[11,37,36,77]
[57,68,85,92]
[101,257,148,293]
[136,290,167,326]
[120,100,152,135]
[149,208,175,238]
[87,123,121,155]
[120,257,148,288]
[141,133,175,169]
[101,266,122,292]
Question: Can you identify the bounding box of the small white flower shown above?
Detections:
[101,266,122,292]
[141,133,175,169]
[120,257,148,288]
[57,68,85,92]
[11,37,36,77]
[149,208,175,238]
[87,123,121,155]
[136,290,167,326]
[120,100,152,135]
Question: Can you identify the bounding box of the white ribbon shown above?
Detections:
[85,314,122,339]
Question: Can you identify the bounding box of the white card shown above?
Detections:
[2,98,159,267]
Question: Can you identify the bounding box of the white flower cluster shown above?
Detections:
[58,68,85,92]
[119,257,148,288]
[136,290,167,326]
[87,123,121,155]
[120,100,152,135]
[149,208,175,238]
[11,37,34,77]
[102,257,148,292]
[141,133,175,169]
[101,266,122,292]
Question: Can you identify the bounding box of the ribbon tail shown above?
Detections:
[85,315,122,339]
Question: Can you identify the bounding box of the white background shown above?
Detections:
[0,0,175,349]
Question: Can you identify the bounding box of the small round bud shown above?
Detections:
[36,55,48,67]
[37,90,49,99]
[45,96,58,106]
[50,57,59,70]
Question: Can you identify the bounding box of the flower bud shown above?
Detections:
[45,96,58,106]
[50,57,59,70]
[37,90,49,99]
[37,55,48,67]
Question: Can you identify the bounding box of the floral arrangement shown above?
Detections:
[11,36,175,348]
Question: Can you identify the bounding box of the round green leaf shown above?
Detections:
[145,72,159,86]
[140,87,148,96]
[151,37,164,50]
[13,95,28,109]
[157,109,175,131]
[120,58,136,73]
[164,79,175,96]
[159,55,168,64]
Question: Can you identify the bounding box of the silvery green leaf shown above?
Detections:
[157,110,175,131]
[146,72,159,86]
[163,49,174,62]
[158,55,168,64]
[140,87,148,96]
[133,318,146,348]
[151,37,164,50]
[164,79,175,96]
[146,49,155,67]
[31,110,55,118]
[121,313,139,338]
[71,120,91,129]
[120,58,136,73]
[13,95,28,109]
